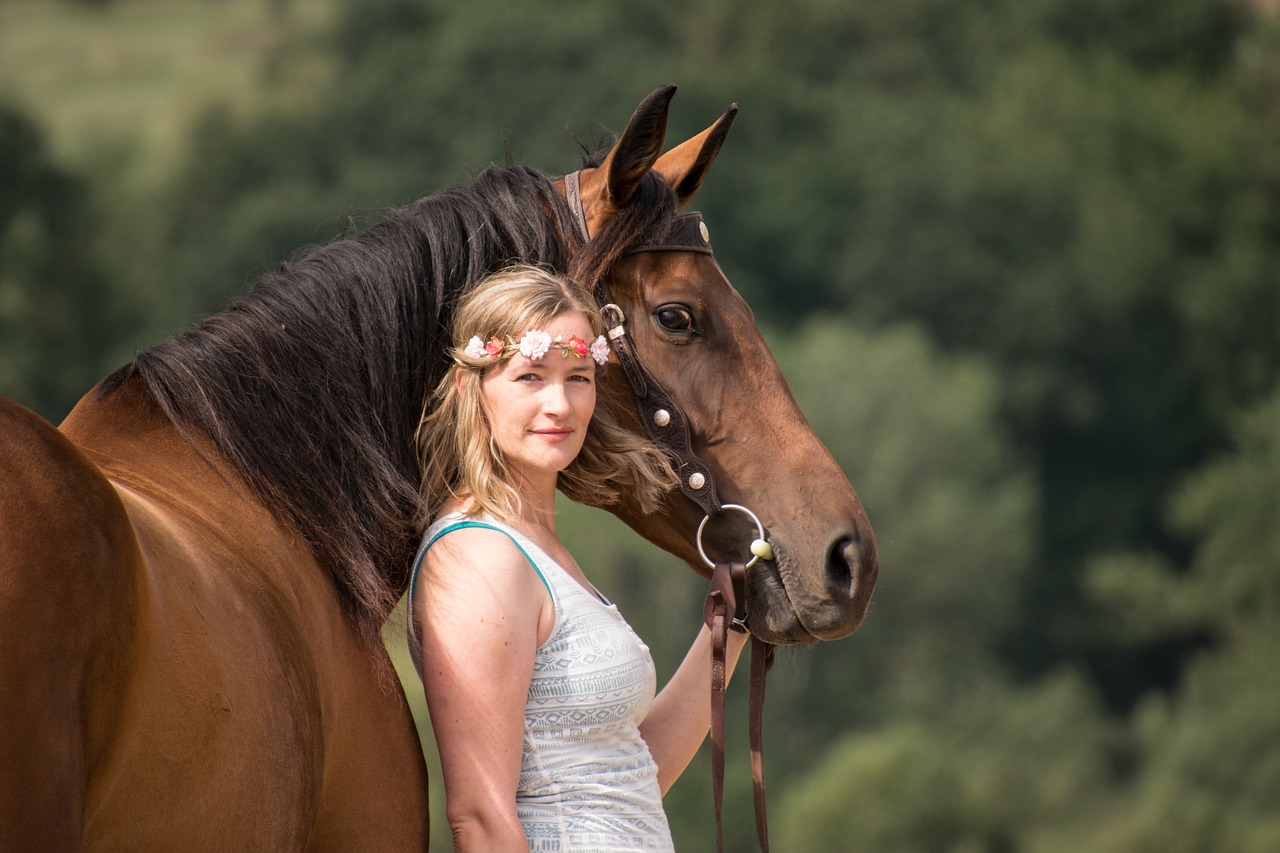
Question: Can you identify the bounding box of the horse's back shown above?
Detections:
[0,395,144,850]
[2,392,428,850]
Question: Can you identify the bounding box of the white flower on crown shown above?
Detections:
[518,329,553,360]
[463,336,488,359]
[590,335,611,365]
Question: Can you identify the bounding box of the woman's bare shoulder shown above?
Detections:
[421,523,543,603]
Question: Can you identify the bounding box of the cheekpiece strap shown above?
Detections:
[563,169,722,517]
[564,171,591,243]
[595,289,722,517]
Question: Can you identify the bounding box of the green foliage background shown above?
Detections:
[3,0,1278,849]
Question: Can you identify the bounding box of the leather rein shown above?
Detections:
[564,171,775,852]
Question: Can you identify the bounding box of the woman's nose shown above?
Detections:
[540,382,571,415]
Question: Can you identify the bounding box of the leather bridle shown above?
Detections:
[564,171,724,518]
[564,171,775,853]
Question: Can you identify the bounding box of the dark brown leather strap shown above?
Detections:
[621,211,715,255]
[749,635,775,849]
[563,172,772,848]
[563,170,725,518]
[705,563,737,852]
[600,300,722,517]
[564,170,590,242]
[705,562,773,853]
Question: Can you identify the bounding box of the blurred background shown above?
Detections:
[3,0,1279,849]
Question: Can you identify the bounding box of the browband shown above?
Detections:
[623,211,715,256]
[563,171,714,255]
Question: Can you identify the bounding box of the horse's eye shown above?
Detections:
[655,304,698,334]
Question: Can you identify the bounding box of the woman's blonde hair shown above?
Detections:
[416,265,676,527]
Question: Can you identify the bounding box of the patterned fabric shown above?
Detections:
[408,514,675,853]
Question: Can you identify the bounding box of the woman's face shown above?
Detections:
[480,310,598,490]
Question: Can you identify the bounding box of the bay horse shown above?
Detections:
[0,85,876,850]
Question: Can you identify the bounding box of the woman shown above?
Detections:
[409,265,749,852]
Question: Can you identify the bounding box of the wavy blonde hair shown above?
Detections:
[416,265,676,527]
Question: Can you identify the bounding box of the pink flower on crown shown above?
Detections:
[484,337,505,357]
[518,329,552,360]
[590,335,610,365]
[566,335,590,358]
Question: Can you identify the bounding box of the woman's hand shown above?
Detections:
[639,622,751,794]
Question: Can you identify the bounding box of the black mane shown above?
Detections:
[102,158,680,647]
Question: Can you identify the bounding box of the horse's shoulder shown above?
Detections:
[0,396,141,785]
[1,396,143,658]
[0,395,131,554]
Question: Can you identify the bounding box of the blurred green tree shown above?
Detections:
[663,0,1276,709]
[0,106,132,423]
[1082,386,1280,851]
[776,672,1111,853]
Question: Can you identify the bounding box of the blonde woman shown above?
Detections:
[409,265,749,852]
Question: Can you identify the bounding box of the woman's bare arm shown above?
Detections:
[415,529,553,853]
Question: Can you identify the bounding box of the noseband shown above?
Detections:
[564,172,775,853]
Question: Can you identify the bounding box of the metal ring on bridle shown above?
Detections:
[696,503,770,570]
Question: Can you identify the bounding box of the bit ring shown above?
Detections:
[696,503,770,570]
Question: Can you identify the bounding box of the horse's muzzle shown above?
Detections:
[749,522,879,644]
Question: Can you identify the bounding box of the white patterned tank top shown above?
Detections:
[408,514,675,853]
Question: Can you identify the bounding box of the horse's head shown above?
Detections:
[562,86,878,645]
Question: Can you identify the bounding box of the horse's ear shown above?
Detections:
[653,102,738,207]
[600,85,677,209]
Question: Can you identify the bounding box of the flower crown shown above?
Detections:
[463,329,611,366]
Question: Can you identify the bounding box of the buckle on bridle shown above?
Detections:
[600,303,627,340]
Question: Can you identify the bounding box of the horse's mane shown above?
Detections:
[100,157,679,648]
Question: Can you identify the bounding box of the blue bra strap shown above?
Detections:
[408,520,553,620]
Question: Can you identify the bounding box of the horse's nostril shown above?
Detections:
[826,535,857,593]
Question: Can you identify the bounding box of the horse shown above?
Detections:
[0,85,877,851]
